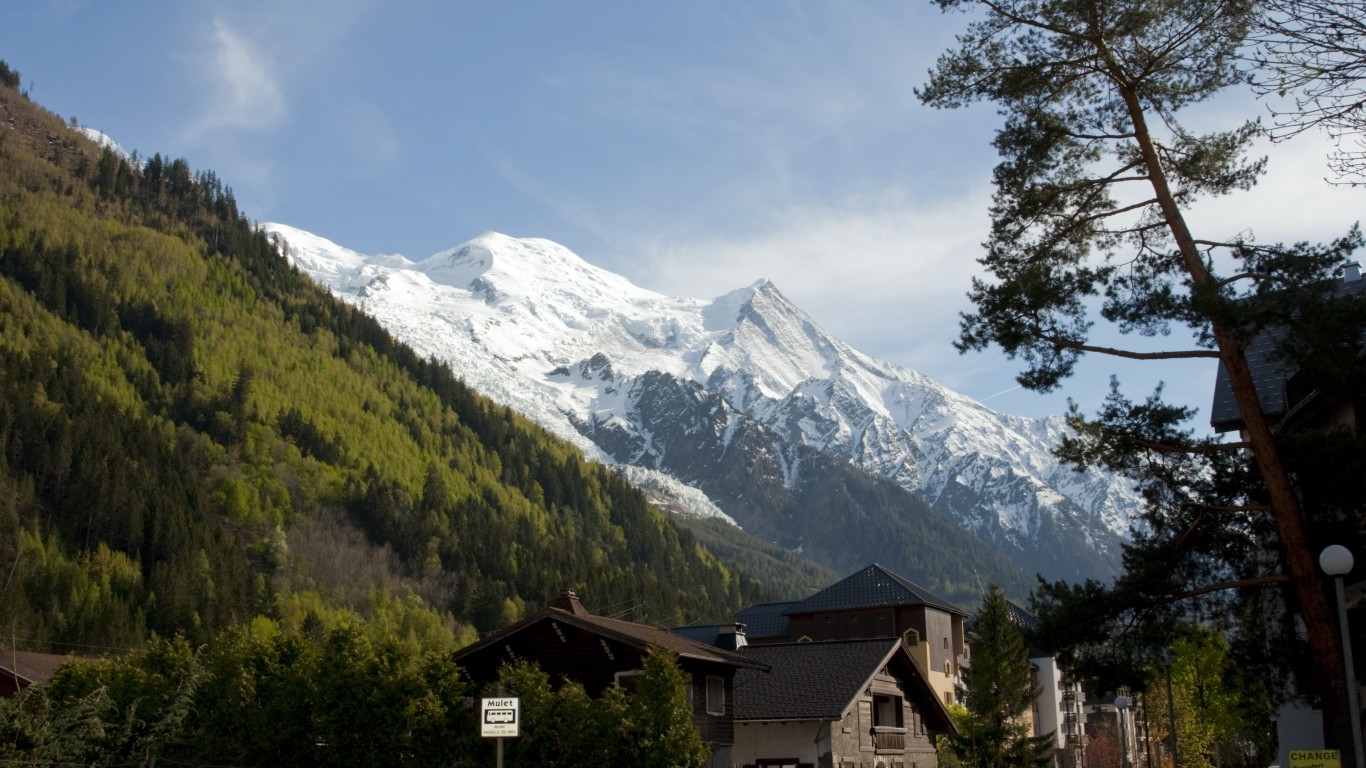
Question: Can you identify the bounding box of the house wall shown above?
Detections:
[734,721,829,767]
[455,616,741,750]
[831,671,940,768]
[1031,655,1066,749]
[787,608,898,642]
[689,669,736,747]
[735,664,942,768]
[914,608,960,707]
[0,675,23,698]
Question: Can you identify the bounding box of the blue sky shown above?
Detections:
[2,0,1361,424]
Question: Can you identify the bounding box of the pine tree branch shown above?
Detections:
[1156,574,1292,605]
[1030,328,1220,360]
[1197,503,1274,513]
[1130,436,1250,454]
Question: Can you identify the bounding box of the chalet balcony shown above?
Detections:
[873,726,907,752]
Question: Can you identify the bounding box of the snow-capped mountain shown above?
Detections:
[268,223,1139,583]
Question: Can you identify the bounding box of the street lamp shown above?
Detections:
[1115,694,1131,768]
[1320,544,1363,768]
[1160,648,1179,768]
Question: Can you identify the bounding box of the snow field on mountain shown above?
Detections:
[266,222,1142,571]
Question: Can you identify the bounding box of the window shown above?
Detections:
[873,694,904,728]
[614,669,644,692]
[705,675,725,715]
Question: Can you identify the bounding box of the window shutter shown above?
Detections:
[858,700,873,751]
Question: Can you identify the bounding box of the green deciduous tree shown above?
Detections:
[948,584,1053,768]
[490,646,708,768]
[918,0,1363,759]
[1146,631,1263,768]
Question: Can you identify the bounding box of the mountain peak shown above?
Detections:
[703,279,789,331]
[283,224,1140,584]
[420,232,664,307]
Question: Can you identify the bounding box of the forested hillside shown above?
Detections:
[0,64,794,656]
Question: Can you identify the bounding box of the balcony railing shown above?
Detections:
[873,726,907,752]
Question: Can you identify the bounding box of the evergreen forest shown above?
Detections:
[0,63,793,660]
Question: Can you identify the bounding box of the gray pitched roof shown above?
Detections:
[783,564,964,617]
[733,638,903,721]
[1210,274,1366,432]
[1003,600,1039,632]
[735,601,795,639]
[671,624,724,645]
[733,638,958,735]
[1209,324,1294,432]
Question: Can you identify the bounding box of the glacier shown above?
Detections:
[266,223,1141,582]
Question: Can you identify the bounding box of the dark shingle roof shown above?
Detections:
[1210,274,1366,432]
[561,610,763,666]
[671,625,724,645]
[1209,325,1293,432]
[733,638,902,721]
[735,601,795,640]
[783,564,964,617]
[1004,600,1039,632]
[452,595,766,671]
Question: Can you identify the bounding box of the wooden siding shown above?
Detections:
[455,616,741,747]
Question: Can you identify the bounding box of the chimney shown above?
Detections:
[716,623,747,650]
[1345,262,1362,282]
[552,589,588,615]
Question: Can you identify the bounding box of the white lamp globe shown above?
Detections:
[1321,544,1355,577]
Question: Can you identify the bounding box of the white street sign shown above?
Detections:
[481,697,520,738]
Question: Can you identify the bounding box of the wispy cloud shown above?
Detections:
[184,19,286,140]
[628,187,993,385]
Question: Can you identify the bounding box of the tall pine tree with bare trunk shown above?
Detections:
[918,0,1364,761]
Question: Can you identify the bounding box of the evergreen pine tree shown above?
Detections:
[918,0,1365,756]
[950,584,1053,768]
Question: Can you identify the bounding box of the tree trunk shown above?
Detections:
[1113,75,1355,765]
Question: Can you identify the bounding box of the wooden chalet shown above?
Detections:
[452,589,767,765]
[737,564,969,708]
[731,637,955,768]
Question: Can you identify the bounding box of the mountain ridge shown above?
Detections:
[267,222,1141,586]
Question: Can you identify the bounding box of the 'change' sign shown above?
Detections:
[1289,749,1342,768]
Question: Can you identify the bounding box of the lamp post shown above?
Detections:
[1321,544,1363,768]
[1160,648,1179,768]
[1115,694,1131,768]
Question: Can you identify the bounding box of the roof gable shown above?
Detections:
[452,595,765,673]
[733,638,956,734]
[783,564,964,617]
[734,638,901,722]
